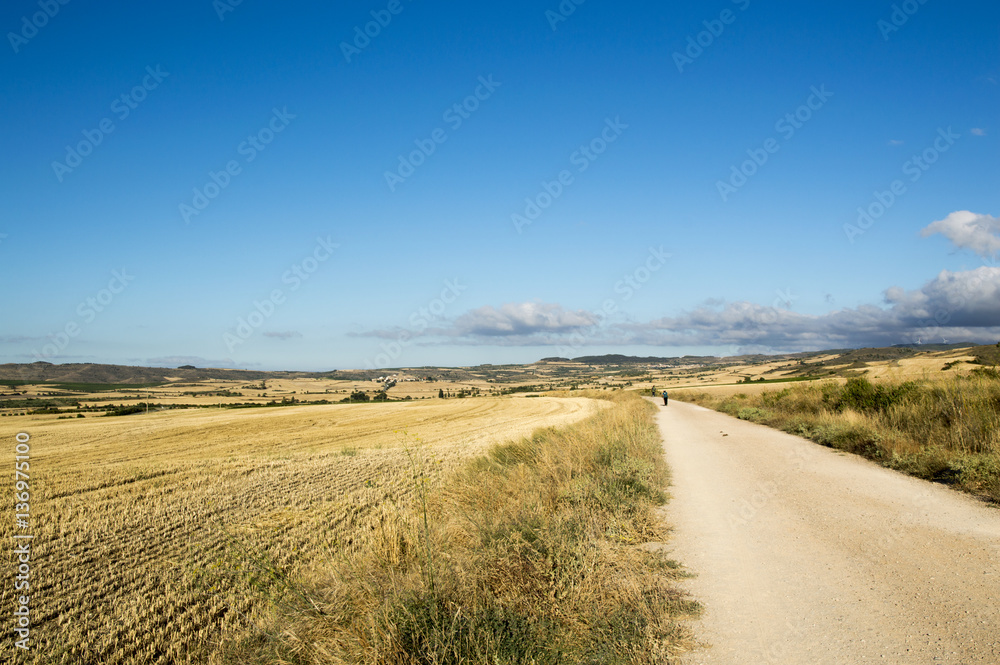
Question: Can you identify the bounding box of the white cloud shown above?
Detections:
[623,267,1000,350]
[921,210,1000,258]
[375,266,1000,353]
[971,128,986,136]
[263,331,302,340]
[348,230,1000,354]
[0,336,43,343]
[888,139,905,146]
[453,302,598,337]
[145,356,241,368]
[350,301,600,346]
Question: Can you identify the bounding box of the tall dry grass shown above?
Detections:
[677,371,1000,502]
[220,391,698,664]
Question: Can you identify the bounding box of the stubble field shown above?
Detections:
[1,396,602,664]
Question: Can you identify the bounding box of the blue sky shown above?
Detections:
[2,0,998,371]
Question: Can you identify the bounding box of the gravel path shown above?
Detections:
[651,399,1000,665]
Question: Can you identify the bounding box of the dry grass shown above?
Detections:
[676,372,1000,502]
[221,391,699,664]
[0,396,602,663]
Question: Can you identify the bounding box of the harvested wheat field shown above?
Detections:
[0,396,602,664]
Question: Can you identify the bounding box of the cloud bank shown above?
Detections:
[452,302,598,337]
[624,266,1000,350]
[353,211,1000,354]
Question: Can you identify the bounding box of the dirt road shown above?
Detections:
[651,399,1000,665]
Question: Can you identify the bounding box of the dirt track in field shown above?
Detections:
[651,399,1000,665]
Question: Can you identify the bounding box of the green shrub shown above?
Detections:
[736,407,770,422]
[760,388,792,408]
[837,377,918,414]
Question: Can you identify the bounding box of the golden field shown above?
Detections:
[1,396,603,664]
[4,376,492,410]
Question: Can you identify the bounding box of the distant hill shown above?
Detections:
[969,344,1000,366]
[0,342,991,386]
[570,353,780,366]
[0,362,340,385]
[567,344,989,369]
[570,354,703,365]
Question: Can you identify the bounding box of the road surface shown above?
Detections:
[650,399,1000,665]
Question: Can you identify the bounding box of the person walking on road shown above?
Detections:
[662,390,668,406]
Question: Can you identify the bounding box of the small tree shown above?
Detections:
[438,388,445,399]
